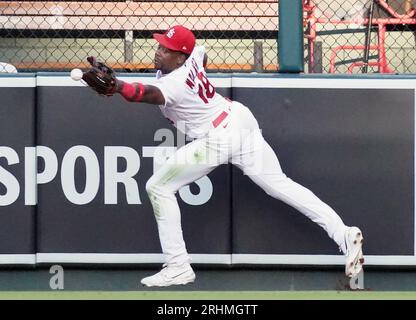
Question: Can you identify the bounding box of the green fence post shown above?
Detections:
[278,0,304,73]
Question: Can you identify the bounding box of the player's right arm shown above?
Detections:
[116,80,165,105]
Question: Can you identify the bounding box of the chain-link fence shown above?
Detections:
[305,0,416,73]
[0,0,279,73]
[2,1,415,74]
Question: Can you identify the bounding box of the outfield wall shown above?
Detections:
[0,73,414,267]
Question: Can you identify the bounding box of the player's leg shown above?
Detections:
[142,136,228,286]
[231,131,363,277]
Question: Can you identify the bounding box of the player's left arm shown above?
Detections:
[82,56,165,105]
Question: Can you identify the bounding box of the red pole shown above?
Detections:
[378,23,387,73]
[348,61,381,73]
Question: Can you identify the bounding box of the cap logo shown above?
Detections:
[166,28,175,38]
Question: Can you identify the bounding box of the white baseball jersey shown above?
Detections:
[153,46,230,138]
[147,48,353,271]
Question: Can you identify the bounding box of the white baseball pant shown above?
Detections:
[146,101,348,266]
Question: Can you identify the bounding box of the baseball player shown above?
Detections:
[82,25,364,287]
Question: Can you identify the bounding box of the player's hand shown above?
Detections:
[82,56,118,96]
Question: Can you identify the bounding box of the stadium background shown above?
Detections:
[2,0,416,74]
[1,0,416,296]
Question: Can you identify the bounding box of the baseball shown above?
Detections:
[70,68,83,81]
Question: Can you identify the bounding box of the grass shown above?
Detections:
[0,291,415,300]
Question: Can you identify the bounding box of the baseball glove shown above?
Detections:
[82,56,118,96]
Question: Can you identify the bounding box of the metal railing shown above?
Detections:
[304,0,416,73]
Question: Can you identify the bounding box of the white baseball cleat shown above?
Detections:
[140,263,196,287]
[344,226,364,278]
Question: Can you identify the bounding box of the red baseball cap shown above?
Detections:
[153,25,196,55]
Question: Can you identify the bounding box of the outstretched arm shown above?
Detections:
[116,80,165,105]
[82,56,165,105]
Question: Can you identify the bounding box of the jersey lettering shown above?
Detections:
[197,72,215,104]
[185,58,215,104]
[185,59,199,90]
